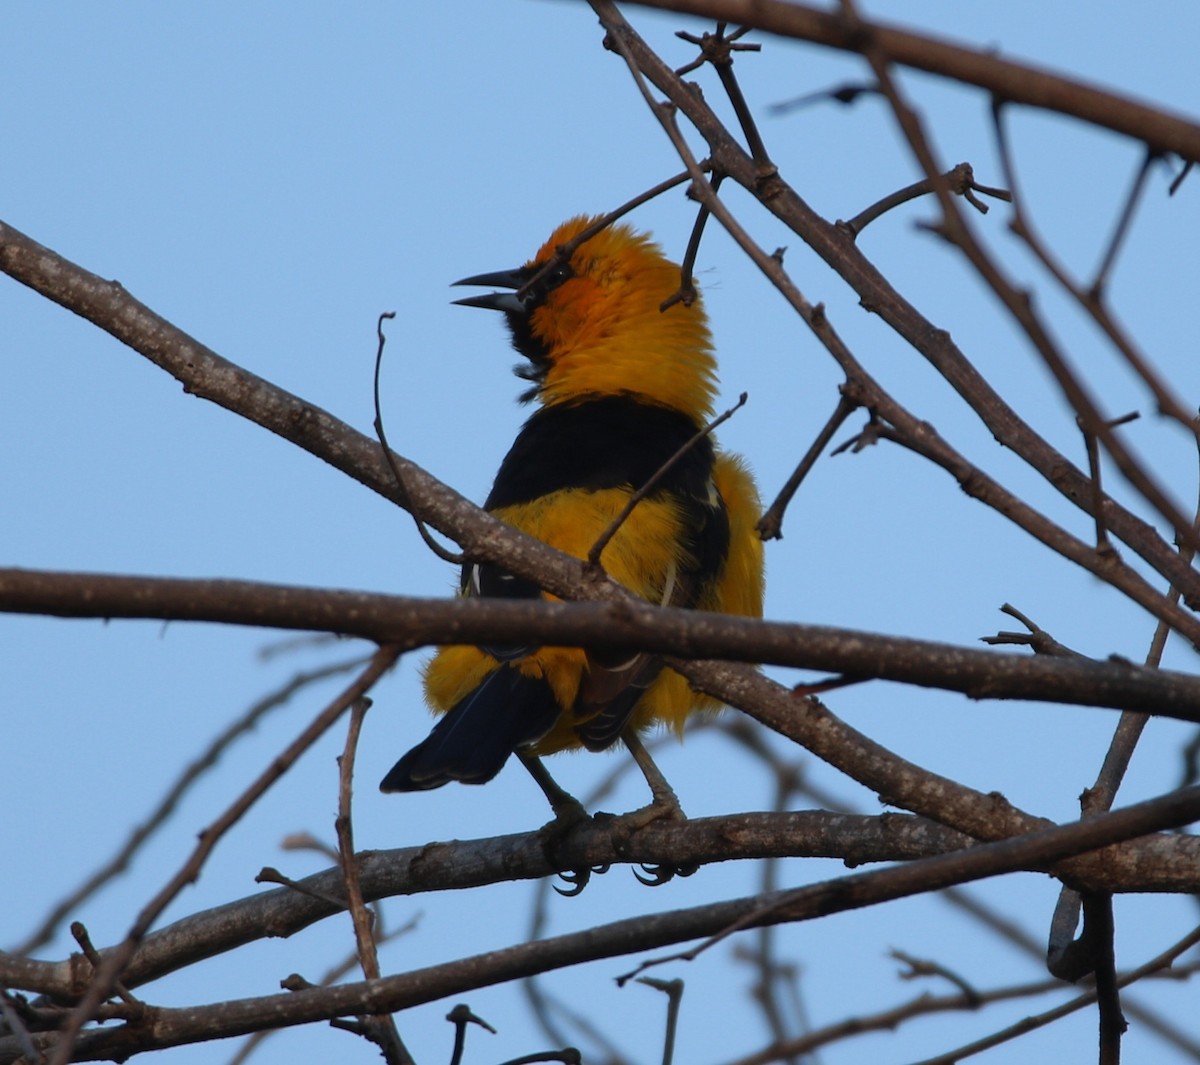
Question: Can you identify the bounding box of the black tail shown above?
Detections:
[379,668,561,791]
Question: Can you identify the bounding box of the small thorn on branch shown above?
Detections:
[1169,158,1194,196]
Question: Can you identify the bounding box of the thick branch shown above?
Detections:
[623,0,1200,162]
[0,220,588,607]
[8,805,1199,1005]
[2,811,963,997]
[3,567,1200,721]
[9,786,1199,1062]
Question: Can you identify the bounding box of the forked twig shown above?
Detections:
[841,161,1010,238]
[992,100,1200,443]
[980,603,1083,658]
[677,24,773,173]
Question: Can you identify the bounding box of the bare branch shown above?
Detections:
[43,646,402,1065]
[623,0,1200,162]
[3,567,1200,720]
[909,923,1200,1065]
[10,788,1200,1063]
[11,653,370,956]
[587,4,1200,612]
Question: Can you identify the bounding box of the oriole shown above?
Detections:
[380,216,763,802]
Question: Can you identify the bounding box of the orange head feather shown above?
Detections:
[514,217,718,424]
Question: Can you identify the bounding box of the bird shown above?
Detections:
[379,215,764,819]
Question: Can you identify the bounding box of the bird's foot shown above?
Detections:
[618,782,686,831]
[612,790,697,886]
[535,797,609,896]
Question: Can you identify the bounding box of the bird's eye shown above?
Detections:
[522,259,574,305]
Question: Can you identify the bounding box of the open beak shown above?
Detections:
[452,268,528,313]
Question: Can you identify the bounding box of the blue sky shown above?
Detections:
[4,3,1200,1063]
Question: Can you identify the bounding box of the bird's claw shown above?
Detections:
[554,863,612,896]
[633,861,698,887]
[536,799,605,896]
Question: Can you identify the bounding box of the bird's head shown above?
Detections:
[454,216,718,424]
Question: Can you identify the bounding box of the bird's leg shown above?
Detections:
[518,751,605,895]
[518,750,590,827]
[621,731,686,827]
[618,732,698,886]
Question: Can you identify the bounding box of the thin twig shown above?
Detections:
[735,735,811,1060]
[661,172,725,312]
[587,393,748,568]
[255,867,348,911]
[1089,893,1125,1065]
[69,924,141,1012]
[636,977,685,1065]
[44,645,402,1065]
[891,949,982,1007]
[515,168,703,305]
[907,923,1200,1065]
[768,80,881,114]
[992,100,1200,444]
[757,391,857,539]
[334,699,412,1064]
[1090,148,1157,299]
[374,311,464,564]
[1169,159,1194,196]
[13,652,370,956]
[446,1004,496,1065]
[841,162,1010,238]
[1079,414,1115,554]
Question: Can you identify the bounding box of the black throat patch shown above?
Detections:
[485,395,713,509]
